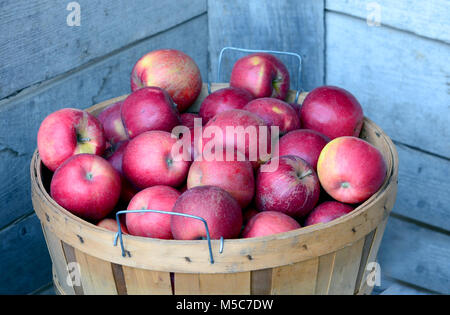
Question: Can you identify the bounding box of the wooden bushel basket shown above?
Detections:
[31,83,398,295]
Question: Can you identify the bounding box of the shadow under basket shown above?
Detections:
[31,83,399,295]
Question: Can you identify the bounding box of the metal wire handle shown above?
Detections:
[208,46,303,103]
[113,209,224,264]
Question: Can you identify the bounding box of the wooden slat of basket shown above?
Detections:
[328,238,365,295]
[174,272,251,295]
[73,248,118,295]
[270,257,319,295]
[41,224,75,295]
[356,217,390,295]
[121,266,172,295]
[315,252,336,295]
[250,268,272,295]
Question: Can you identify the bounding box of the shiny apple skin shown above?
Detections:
[121,87,181,139]
[126,185,181,240]
[300,86,364,140]
[122,131,190,189]
[50,154,121,221]
[242,211,301,238]
[130,49,202,112]
[230,53,290,100]
[199,87,254,124]
[255,155,320,218]
[171,186,242,240]
[37,108,106,171]
[278,129,330,170]
[317,136,387,204]
[244,98,300,135]
[304,201,354,226]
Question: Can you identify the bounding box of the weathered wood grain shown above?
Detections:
[326,0,450,43]
[326,11,450,157]
[0,0,207,99]
[207,0,325,91]
[378,217,450,294]
[0,214,52,294]
[393,143,450,231]
[0,15,208,230]
[381,281,434,295]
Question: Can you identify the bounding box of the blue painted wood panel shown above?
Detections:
[0,0,207,99]
[208,0,325,92]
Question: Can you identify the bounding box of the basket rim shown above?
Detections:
[31,86,399,273]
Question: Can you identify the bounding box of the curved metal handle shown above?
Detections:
[210,46,303,103]
[113,210,224,264]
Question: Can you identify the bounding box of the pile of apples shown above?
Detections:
[37,49,387,241]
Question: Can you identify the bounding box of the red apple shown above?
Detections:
[200,109,271,167]
[300,86,364,140]
[130,49,202,112]
[317,136,387,204]
[289,102,302,120]
[97,218,129,234]
[50,154,121,221]
[122,130,190,189]
[187,151,255,208]
[242,211,301,238]
[37,108,106,171]
[255,155,320,218]
[97,101,128,145]
[180,113,201,130]
[126,185,181,239]
[230,53,290,100]
[105,140,139,203]
[199,87,254,124]
[171,186,242,240]
[278,129,330,170]
[243,208,260,225]
[304,201,354,226]
[243,98,300,135]
[121,87,181,139]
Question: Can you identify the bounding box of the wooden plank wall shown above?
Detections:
[0,0,208,294]
[325,0,450,294]
[207,0,325,92]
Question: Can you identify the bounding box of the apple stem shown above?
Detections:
[299,169,313,179]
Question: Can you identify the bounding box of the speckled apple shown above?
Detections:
[105,140,138,203]
[122,130,190,189]
[300,86,364,140]
[200,109,271,168]
[97,218,129,234]
[230,53,290,100]
[243,97,300,135]
[304,201,354,226]
[278,129,330,170]
[37,108,106,172]
[187,151,255,208]
[199,87,254,124]
[121,87,181,139]
[242,211,301,238]
[126,185,181,240]
[255,155,320,218]
[130,49,202,112]
[317,136,387,204]
[97,100,128,145]
[50,154,121,221]
[171,186,242,240]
